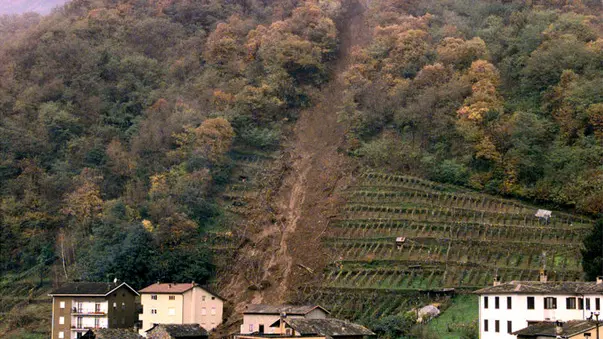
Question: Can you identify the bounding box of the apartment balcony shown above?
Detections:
[71,307,107,316]
[70,326,104,331]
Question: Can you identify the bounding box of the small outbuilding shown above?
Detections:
[146,324,209,339]
[535,209,552,223]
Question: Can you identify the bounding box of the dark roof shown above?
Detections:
[83,328,143,339]
[244,304,330,315]
[139,283,224,300]
[475,281,603,295]
[271,319,375,337]
[513,321,597,337]
[49,282,138,296]
[147,324,208,338]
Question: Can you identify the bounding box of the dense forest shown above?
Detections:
[1,0,342,288]
[0,0,602,336]
[341,0,603,214]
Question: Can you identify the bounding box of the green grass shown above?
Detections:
[427,294,478,339]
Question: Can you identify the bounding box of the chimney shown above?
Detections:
[555,321,563,336]
[597,276,603,285]
[493,275,502,286]
[279,311,287,334]
[539,269,548,283]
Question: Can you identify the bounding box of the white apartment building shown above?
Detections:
[240,305,329,335]
[475,273,603,339]
[138,282,224,337]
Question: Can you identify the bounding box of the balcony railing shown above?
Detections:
[70,326,103,331]
[71,308,106,315]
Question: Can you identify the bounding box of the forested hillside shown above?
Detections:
[0,0,602,338]
[340,0,603,214]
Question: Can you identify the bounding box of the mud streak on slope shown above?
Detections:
[269,0,371,302]
[219,0,371,318]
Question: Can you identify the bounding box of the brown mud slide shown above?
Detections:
[218,0,372,324]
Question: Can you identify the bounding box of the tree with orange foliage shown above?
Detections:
[194,117,235,164]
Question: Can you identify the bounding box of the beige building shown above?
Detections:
[240,305,329,335]
[138,283,224,336]
[49,281,139,339]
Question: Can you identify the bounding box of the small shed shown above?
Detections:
[395,237,406,249]
[535,209,552,223]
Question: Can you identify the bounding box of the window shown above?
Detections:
[495,297,500,309]
[507,296,512,309]
[544,297,557,309]
[484,296,489,309]
[484,320,489,332]
[597,298,601,311]
[259,324,265,333]
[579,298,584,310]
[567,297,577,309]
[95,303,101,313]
[495,320,500,333]
[527,296,535,309]
[568,297,579,309]
[249,324,254,333]
[507,321,512,334]
[202,307,207,315]
[202,296,206,302]
[113,302,117,309]
[121,302,126,310]
[587,298,591,310]
[58,331,64,339]
[169,308,176,316]
[211,307,216,315]
[59,301,65,309]
[169,295,176,300]
[94,318,100,328]
[151,309,157,314]
[59,316,65,325]
[151,295,158,300]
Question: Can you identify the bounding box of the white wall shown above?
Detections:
[479,294,603,339]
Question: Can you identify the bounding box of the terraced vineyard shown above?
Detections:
[307,172,593,319]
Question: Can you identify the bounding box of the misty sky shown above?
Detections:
[0,0,71,15]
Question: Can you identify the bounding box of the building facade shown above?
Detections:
[240,305,329,335]
[475,274,603,339]
[138,283,224,336]
[49,282,139,339]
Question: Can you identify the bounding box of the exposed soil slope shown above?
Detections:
[219,0,371,316]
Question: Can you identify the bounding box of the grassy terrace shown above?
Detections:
[314,172,591,320]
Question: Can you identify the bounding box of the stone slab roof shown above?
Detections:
[83,328,143,339]
[513,320,597,337]
[474,281,603,295]
[271,319,375,337]
[244,304,330,315]
[147,324,208,338]
[49,282,138,296]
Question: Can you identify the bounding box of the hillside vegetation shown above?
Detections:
[0,0,602,338]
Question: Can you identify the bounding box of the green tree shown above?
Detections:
[582,218,603,281]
